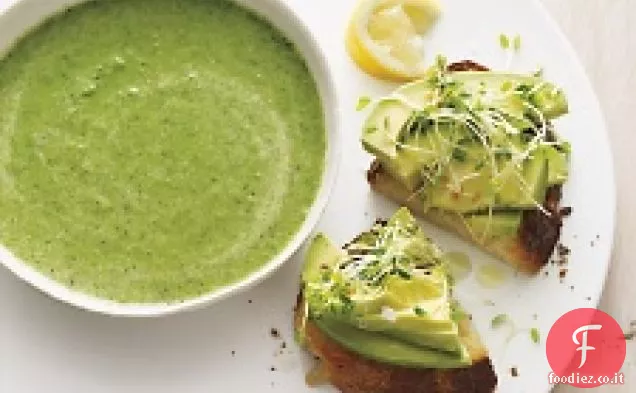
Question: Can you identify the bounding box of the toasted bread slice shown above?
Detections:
[361,60,569,274]
[367,161,565,274]
[295,294,497,393]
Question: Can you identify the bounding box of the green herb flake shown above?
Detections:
[451,148,467,162]
[530,327,541,344]
[491,313,509,329]
[500,81,513,92]
[513,35,522,51]
[356,96,371,111]
[414,306,427,316]
[451,308,467,323]
[499,34,510,50]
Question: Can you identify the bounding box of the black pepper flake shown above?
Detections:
[510,367,519,377]
[569,285,575,291]
[270,328,280,339]
[559,269,568,279]
[248,299,253,304]
[231,350,236,356]
[281,342,287,349]
[585,296,592,301]
[270,367,276,372]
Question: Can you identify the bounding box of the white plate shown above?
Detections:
[0,0,615,392]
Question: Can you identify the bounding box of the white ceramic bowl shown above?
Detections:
[0,0,340,317]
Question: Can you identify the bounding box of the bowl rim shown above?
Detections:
[0,0,341,317]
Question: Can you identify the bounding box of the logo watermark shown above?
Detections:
[548,372,625,386]
[546,308,627,388]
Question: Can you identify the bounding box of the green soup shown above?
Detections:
[0,0,325,303]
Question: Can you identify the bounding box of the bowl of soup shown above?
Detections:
[0,0,339,316]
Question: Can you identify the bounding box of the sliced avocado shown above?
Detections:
[301,234,343,284]
[529,83,569,120]
[451,71,568,120]
[361,98,411,160]
[314,318,471,369]
[361,99,422,190]
[362,99,457,191]
[543,144,570,185]
[361,314,456,334]
[495,149,548,208]
[465,212,522,241]
[387,205,419,228]
[451,72,528,120]
[426,144,496,213]
[379,272,445,309]
[358,309,466,355]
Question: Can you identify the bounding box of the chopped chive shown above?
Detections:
[356,96,371,111]
[414,306,427,316]
[530,327,541,344]
[451,308,466,323]
[491,313,509,329]
[499,34,510,50]
[452,148,467,162]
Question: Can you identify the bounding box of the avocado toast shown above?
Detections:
[362,59,571,274]
[295,208,497,393]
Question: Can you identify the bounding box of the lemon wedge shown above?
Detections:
[346,0,441,81]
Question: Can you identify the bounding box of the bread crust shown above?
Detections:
[367,161,565,274]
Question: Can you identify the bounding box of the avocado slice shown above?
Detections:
[358,311,466,355]
[528,82,569,120]
[543,144,570,186]
[465,212,522,241]
[425,143,496,213]
[361,99,457,191]
[315,317,472,369]
[495,149,548,208]
[301,234,343,284]
[451,71,568,120]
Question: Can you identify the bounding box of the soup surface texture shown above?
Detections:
[0,0,325,303]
